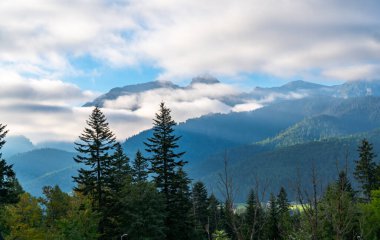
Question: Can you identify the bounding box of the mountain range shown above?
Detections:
[4,77,380,200]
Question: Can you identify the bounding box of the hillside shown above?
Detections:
[7,148,77,195]
[259,96,380,148]
[200,129,380,201]
[123,96,341,164]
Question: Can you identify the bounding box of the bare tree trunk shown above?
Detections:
[218,151,244,240]
[296,162,321,240]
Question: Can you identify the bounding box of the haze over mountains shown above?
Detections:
[4,76,380,199]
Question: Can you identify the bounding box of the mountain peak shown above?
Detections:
[281,80,325,90]
[190,74,220,85]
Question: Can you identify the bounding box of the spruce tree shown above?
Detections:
[107,142,131,237]
[266,193,280,240]
[354,139,378,201]
[73,106,118,239]
[169,167,194,240]
[192,181,209,238]
[144,102,191,240]
[244,189,263,240]
[208,193,221,237]
[132,150,149,183]
[276,187,291,239]
[337,171,355,199]
[0,124,22,206]
[120,179,166,240]
[144,102,186,197]
[109,142,131,191]
[277,187,289,214]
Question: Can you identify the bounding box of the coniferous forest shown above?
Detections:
[1,103,380,240]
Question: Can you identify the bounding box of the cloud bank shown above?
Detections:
[1,0,380,143]
[0,0,379,81]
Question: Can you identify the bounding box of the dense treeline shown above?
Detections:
[1,104,380,239]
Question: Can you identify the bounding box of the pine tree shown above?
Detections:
[0,123,22,206]
[244,189,263,240]
[169,168,194,240]
[132,150,149,183]
[354,139,378,201]
[266,193,280,240]
[110,142,131,190]
[276,187,291,239]
[144,102,192,240]
[192,181,209,238]
[337,171,355,199]
[277,187,289,214]
[208,193,221,238]
[144,102,186,199]
[73,106,118,239]
[120,179,166,240]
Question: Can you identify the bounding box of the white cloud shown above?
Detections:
[0,69,97,105]
[232,102,263,112]
[322,64,380,81]
[1,0,380,143]
[104,83,237,121]
[126,0,380,80]
[1,0,379,81]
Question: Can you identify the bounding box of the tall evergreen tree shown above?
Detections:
[266,193,280,240]
[208,193,221,238]
[144,102,191,240]
[169,168,194,240]
[120,179,166,240]
[73,106,119,239]
[192,181,209,238]
[337,171,355,199]
[132,150,149,183]
[277,187,291,239]
[109,142,131,190]
[354,139,378,201]
[244,189,263,240]
[144,102,185,197]
[277,187,289,214]
[0,124,22,206]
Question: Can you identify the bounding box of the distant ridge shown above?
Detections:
[83,80,180,107]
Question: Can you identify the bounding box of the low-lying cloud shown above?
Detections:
[103,83,238,121]
[0,76,306,143]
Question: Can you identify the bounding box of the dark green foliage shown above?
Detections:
[40,185,71,230]
[110,142,131,188]
[192,181,209,239]
[73,106,120,239]
[244,189,264,240]
[276,187,291,239]
[132,150,149,182]
[120,179,166,240]
[319,178,359,239]
[337,171,355,199]
[0,124,22,206]
[73,106,117,201]
[167,168,195,240]
[144,102,194,239]
[208,193,222,238]
[277,187,289,215]
[266,193,280,240]
[144,102,186,197]
[354,139,378,201]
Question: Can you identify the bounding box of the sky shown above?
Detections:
[0,0,380,143]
